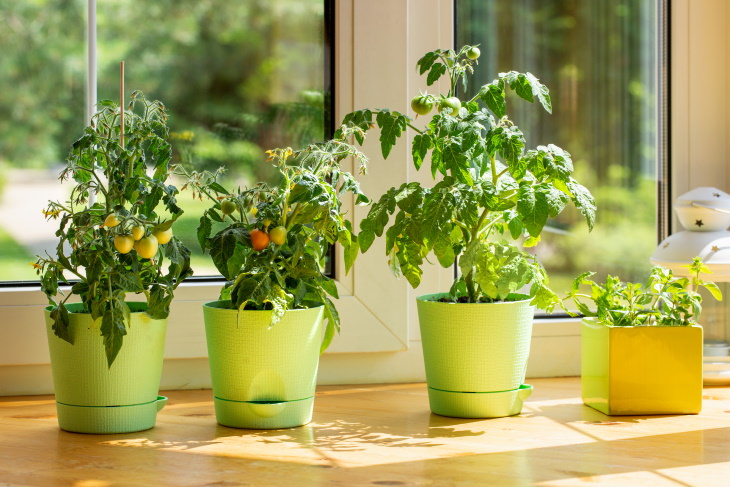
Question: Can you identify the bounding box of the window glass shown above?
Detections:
[0,0,328,281]
[456,0,660,292]
[0,0,86,282]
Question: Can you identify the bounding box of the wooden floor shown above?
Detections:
[1,378,730,486]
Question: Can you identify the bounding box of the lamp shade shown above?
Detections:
[651,230,730,279]
[652,186,730,279]
[674,187,730,232]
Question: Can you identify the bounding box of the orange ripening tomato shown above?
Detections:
[250,229,270,251]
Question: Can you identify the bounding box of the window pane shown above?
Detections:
[0,0,328,281]
[456,0,660,292]
[0,0,86,282]
[96,0,327,277]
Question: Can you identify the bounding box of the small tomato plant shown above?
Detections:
[338,45,596,309]
[185,128,370,351]
[567,257,722,327]
[36,92,193,366]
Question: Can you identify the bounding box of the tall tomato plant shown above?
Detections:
[340,46,596,309]
[37,92,193,366]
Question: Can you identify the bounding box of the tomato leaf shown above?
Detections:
[517,183,549,238]
[433,230,456,268]
[412,133,432,170]
[343,233,360,274]
[320,295,340,354]
[480,80,506,118]
[417,50,440,75]
[208,226,248,280]
[376,110,409,159]
[525,72,552,114]
[397,240,424,289]
[566,179,597,231]
[426,62,447,86]
[197,215,213,251]
[100,299,128,368]
[50,304,73,345]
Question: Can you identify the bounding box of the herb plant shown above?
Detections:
[339,46,596,308]
[567,257,722,327]
[36,92,193,365]
[186,127,369,351]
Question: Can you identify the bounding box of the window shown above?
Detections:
[2,1,716,392]
[456,0,666,292]
[0,0,330,281]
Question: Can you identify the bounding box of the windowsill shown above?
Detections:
[0,279,583,395]
[1,377,728,485]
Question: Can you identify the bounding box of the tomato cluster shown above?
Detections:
[249,225,287,251]
[105,212,173,259]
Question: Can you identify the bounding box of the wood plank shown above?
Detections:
[0,378,729,486]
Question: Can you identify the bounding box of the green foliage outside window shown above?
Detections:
[457,0,660,290]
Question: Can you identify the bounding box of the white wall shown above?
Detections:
[671,0,730,208]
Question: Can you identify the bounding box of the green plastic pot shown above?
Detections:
[44,302,168,434]
[416,293,535,418]
[203,301,324,429]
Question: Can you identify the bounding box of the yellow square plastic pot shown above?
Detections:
[582,319,703,415]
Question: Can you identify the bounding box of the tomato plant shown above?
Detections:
[183,127,370,352]
[339,45,596,309]
[36,92,192,366]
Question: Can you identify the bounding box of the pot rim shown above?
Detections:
[203,300,324,313]
[45,301,149,314]
[582,317,702,329]
[416,292,532,305]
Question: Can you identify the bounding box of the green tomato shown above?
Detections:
[438,96,462,116]
[410,94,435,116]
[466,46,481,60]
[220,199,237,216]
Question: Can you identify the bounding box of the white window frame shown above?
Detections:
[0,0,712,395]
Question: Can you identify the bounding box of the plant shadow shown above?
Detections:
[212,413,487,453]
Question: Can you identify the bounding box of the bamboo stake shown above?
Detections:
[120,60,125,148]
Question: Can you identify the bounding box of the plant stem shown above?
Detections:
[451,219,470,234]
[465,271,477,302]
[285,203,302,229]
[405,122,425,135]
[473,208,490,241]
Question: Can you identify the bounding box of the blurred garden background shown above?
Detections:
[1,0,660,295]
[0,0,326,280]
[457,0,660,292]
